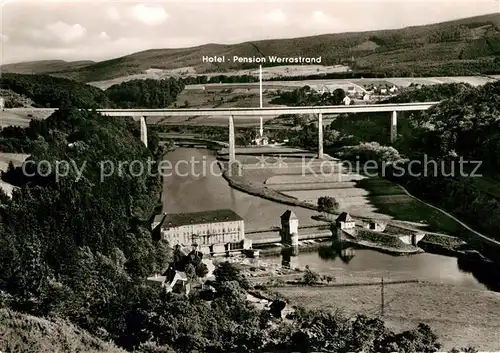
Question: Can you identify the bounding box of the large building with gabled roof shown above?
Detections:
[152,209,251,254]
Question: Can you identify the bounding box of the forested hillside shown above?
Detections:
[0,73,110,108]
[0,74,185,109]
[2,13,499,82]
[385,81,500,247]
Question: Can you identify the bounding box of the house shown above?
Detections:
[152,209,251,254]
[364,220,386,232]
[389,85,398,93]
[335,212,355,230]
[363,93,371,102]
[342,96,351,106]
[380,88,388,94]
[0,97,4,110]
[253,135,269,146]
[147,268,190,295]
[346,86,357,96]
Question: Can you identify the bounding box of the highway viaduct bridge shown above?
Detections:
[2,102,439,162]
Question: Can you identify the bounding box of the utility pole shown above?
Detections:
[259,64,263,138]
[380,277,385,316]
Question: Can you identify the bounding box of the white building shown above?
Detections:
[335,212,355,230]
[152,209,251,254]
[342,96,352,106]
[0,97,4,110]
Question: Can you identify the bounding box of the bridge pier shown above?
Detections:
[229,115,236,163]
[140,116,148,147]
[390,111,397,144]
[318,113,324,159]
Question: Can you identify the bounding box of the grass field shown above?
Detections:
[265,173,367,184]
[0,153,28,172]
[274,283,500,351]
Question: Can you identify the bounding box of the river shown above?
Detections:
[161,148,323,231]
[162,148,490,291]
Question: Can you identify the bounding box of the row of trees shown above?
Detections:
[270,85,346,106]
[105,78,185,108]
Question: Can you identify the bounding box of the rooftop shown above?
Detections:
[281,210,298,220]
[158,209,243,228]
[336,212,353,222]
[153,214,166,223]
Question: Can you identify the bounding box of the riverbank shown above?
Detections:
[220,161,319,212]
[418,233,468,256]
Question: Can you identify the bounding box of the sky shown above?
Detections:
[0,0,499,65]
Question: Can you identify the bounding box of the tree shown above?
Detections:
[213,261,250,290]
[195,262,209,278]
[331,88,346,105]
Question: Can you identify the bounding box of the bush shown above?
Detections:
[302,266,320,285]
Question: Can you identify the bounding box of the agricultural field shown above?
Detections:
[87,65,351,89]
[274,282,500,351]
[267,181,358,191]
[148,115,276,127]
[235,151,394,219]
[0,109,54,128]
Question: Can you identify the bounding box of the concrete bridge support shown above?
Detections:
[390,111,398,144]
[229,115,236,163]
[140,116,148,147]
[318,113,324,159]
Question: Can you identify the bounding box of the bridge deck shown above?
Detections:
[2,102,439,118]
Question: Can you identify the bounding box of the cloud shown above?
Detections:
[131,4,169,26]
[266,9,286,24]
[107,7,121,21]
[312,10,329,24]
[99,31,109,40]
[46,21,86,42]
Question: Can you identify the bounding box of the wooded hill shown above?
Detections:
[0,73,185,109]
[2,13,500,82]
